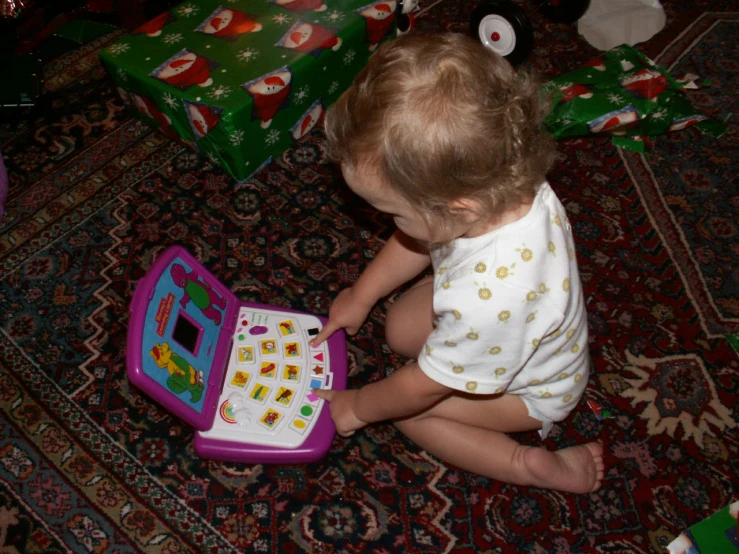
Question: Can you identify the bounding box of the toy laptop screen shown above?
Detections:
[134,253,235,428]
[172,313,200,353]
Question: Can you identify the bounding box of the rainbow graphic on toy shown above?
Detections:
[126,246,348,463]
[221,402,237,424]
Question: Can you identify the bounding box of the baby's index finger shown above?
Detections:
[309,322,337,347]
[311,388,333,401]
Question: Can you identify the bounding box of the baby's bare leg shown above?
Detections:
[384,276,435,359]
[384,275,604,493]
[394,393,605,494]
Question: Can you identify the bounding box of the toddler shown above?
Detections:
[311,32,604,494]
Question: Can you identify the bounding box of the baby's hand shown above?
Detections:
[309,287,374,347]
[312,388,367,437]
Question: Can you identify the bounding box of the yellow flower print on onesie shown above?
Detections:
[437,266,452,290]
[496,264,516,279]
[478,284,492,300]
[516,243,534,262]
[563,277,571,292]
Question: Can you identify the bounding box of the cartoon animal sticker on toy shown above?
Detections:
[284,341,301,358]
[277,21,342,57]
[196,7,262,40]
[283,364,300,380]
[260,408,282,429]
[170,263,227,325]
[237,346,255,364]
[260,339,278,356]
[358,1,397,50]
[278,319,297,336]
[150,342,205,402]
[151,49,218,90]
[230,371,250,388]
[243,68,293,129]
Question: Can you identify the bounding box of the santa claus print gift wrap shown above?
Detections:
[99,0,402,181]
[543,44,725,152]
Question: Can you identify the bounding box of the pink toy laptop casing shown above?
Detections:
[126,246,347,463]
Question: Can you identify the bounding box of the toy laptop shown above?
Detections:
[126,245,347,463]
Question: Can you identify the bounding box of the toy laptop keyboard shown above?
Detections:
[126,246,347,464]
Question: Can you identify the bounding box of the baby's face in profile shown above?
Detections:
[341,162,506,244]
[341,163,437,242]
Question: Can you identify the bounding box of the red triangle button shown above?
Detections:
[313,352,324,362]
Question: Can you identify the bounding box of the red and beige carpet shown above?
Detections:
[1,1,737,552]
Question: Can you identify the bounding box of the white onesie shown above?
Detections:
[417,182,589,424]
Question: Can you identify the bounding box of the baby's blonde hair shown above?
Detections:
[325,32,556,222]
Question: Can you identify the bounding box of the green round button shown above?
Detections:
[300,405,314,417]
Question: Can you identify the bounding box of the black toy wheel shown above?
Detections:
[469,1,534,66]
[538,0,591,24]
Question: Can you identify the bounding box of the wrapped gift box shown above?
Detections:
[99,0,400,181]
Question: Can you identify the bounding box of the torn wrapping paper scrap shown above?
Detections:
[543,44,727,152]
[587,400,614,421]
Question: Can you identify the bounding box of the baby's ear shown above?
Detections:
[447,197,485,223]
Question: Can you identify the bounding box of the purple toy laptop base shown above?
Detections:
[127,246,347,464]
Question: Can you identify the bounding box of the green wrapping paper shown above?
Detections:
[99,0,399,181]
[543,44,726,151]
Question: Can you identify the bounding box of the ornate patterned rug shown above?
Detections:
[1,2,737,553]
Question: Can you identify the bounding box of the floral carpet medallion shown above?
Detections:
[621,351,736,448]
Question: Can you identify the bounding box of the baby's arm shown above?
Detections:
[353,229,431,298]
[311,230,431,345]
[314,362,450,436]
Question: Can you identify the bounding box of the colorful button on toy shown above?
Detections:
[274,386,295,406]
[282,363,301,381]
[299,404,315,419]
[259,408,282,430]
[230,371,250,389]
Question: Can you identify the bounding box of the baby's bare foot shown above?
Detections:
[521,442,604,494]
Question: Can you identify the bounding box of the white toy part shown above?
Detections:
[470,0,591,65]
